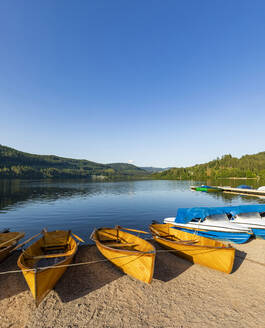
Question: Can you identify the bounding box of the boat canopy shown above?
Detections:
[236,185,252,189]
[175,205,265,224]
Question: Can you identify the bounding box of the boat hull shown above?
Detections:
[171,226,251,244]
[91,228,155,284]
[150,223,235,274]
[251,228,265,239]
[232,213,265,239]
[195,187,222,192]
[17,230,78,306]
[164,217,251,233]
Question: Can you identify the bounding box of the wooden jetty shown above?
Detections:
[218,186,265,197]
[190,185,265,197]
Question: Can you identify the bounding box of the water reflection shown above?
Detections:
[211,191,265,203]
[0,179,264,242]
[0,179,82,211]
[0,179,196,212]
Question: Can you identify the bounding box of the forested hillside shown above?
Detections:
[153,153,265,180]
[2,145,264,181]
[0,145,149,179]
[140,167,165,173]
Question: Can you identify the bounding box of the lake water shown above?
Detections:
[0,179,264,243]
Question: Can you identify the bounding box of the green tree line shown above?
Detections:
[153,153,265,180]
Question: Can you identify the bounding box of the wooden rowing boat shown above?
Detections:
[149,223,235,274]
[91,226,156,283]
[17,230,79,306]
[0,231,25,263]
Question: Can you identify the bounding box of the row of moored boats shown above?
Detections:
[0,204,264,306]
[165,204,265,243]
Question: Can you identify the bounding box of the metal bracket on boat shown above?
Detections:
[90,228,97,242]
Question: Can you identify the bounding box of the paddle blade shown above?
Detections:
[72,233,85,243]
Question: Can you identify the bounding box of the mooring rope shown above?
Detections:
[0,252,153,275]
[0,248,265,275]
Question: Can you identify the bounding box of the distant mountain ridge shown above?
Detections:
[140,167,169,173]
[153,152,265,180]
[0,145,149,180]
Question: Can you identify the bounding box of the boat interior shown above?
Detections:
[94,228,154,253]
[20,231,76,269]
[204,214,231,222]
[150,223,232,248]
[235,212,264,220]
[150,224,199,244]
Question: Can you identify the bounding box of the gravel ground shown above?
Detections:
[0,239,265,328]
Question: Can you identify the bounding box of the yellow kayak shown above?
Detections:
[150,223,235,274]
[91,226,156,283]
[17,230,79,306]
[0,231,25,263]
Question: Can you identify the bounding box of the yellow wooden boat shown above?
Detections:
[17,230,79,306]
[91,226,156,283]
[0,231,25,263]
[149,223,235,274]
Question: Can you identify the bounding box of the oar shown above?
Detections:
[0,232,25,249]
[31,253,69,260]
[12,232,42,251]
[71,233,85,243]
[115,226,149,235]
[105,242,139,248]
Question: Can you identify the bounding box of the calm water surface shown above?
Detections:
[0,179,264,243]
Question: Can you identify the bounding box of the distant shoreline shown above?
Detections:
[216,177,258,180]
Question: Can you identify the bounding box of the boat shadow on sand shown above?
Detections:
[0,251,28,302]
[152,241,247,279]
[152,241,247,276]
[0,244,192,304]
[56,242,194,303]
[0,244,247,304]
[56,245,124,303]
[151,241,193,282]
[0,245,125,303]
[232,249,247,273]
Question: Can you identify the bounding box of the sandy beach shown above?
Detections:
[0,239,265,328]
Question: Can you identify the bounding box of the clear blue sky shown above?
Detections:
[1,1,265,167]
